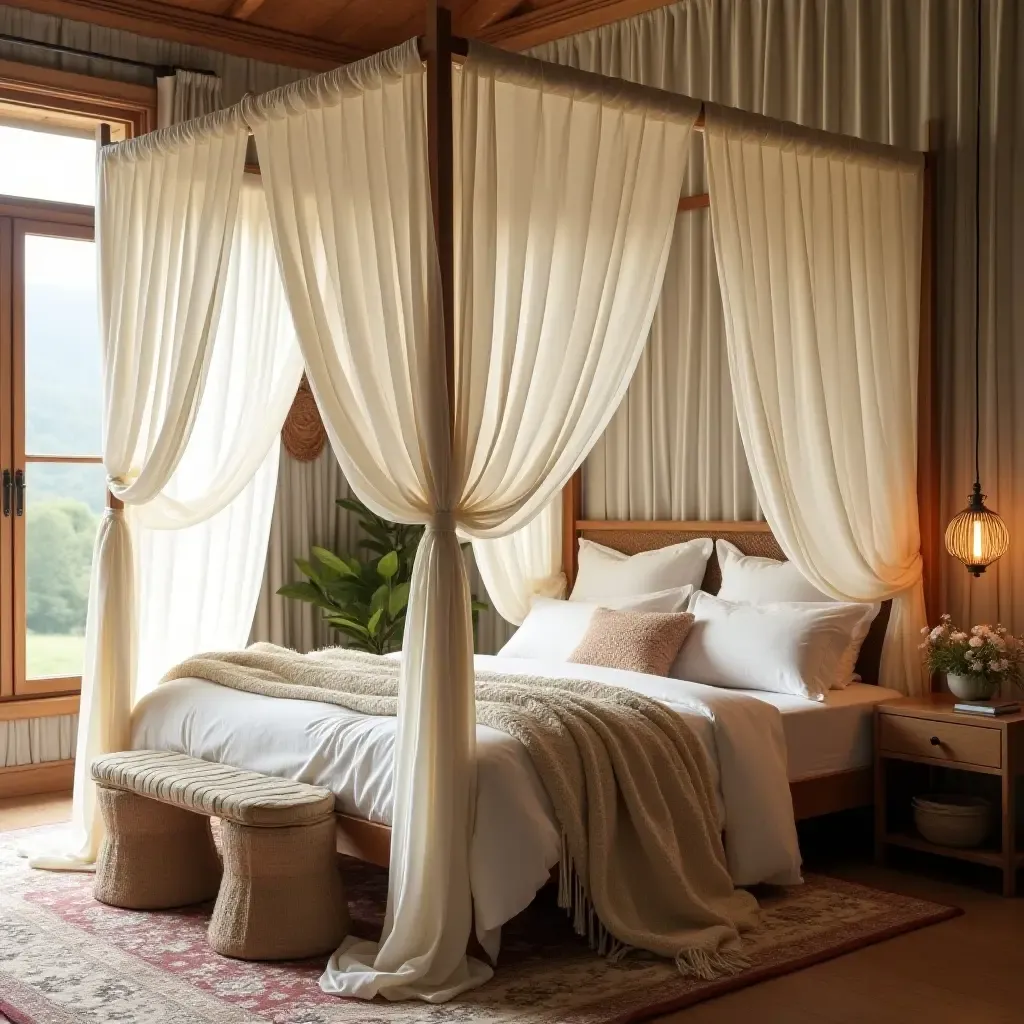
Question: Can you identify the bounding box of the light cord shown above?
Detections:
[974,0,983,493]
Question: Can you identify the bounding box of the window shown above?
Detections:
[0,64,155,700]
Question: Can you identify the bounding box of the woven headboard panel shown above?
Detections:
[576,522,890,685]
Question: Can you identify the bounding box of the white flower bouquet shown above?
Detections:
[920,614,1023,691]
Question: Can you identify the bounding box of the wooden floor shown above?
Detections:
[2,795,1022,1023]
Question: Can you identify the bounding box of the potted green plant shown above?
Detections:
[920,614,1023,700]
[278,496,488,655]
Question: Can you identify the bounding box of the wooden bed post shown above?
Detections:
[425,0,456,442]
[917,124,940,645]
[561,470,583,592]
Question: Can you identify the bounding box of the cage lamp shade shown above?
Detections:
[944,484,1010,576]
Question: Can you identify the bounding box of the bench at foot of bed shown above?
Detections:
[91,750,350,961]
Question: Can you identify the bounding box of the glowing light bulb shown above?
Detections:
[944,485,1009,577]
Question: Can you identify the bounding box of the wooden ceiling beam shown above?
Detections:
[482,0,678,51]
[226,0,269,21]
[8,0,364,70]
[455,0,523,34]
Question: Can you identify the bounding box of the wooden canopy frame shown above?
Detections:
[89,0,938,863]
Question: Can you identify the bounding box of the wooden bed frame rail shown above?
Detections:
[335,763,876,868]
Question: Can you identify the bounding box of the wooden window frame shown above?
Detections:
[0,216,11,700]
[12,215,97,698]
[0,58,155,140]
[0,66,153,709]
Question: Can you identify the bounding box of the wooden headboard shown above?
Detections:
[560,475,891,685]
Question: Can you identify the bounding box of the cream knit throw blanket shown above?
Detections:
[162,644,759,978]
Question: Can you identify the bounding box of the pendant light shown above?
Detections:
[944,0,1010,577]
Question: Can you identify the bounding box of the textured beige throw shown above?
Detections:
[162,644,759,978]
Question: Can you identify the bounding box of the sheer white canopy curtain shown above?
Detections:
[463,47,704,627]
[31,113,302,870]
[244,38,697,1001]
[704,105,928,694]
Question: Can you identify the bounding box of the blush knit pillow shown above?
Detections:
[568,608,695,677]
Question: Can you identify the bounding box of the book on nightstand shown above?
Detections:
[953,700,1020,716]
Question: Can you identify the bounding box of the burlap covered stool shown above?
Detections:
[91,750,349,960]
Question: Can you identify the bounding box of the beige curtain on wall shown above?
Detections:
[157,70,222,128]
[533,0,1024,640]
[0,4,304,101]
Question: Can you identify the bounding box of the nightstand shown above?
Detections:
[874,695,1023,896]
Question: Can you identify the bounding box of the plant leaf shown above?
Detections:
[370,584,389,615]
[312,546,356,577]
[327,616,370,637]
[377,550,399,580]
[278,582,328,606]
[335,497,366,513]
[367,608,383,636]
[388,582,410,617]
[293,558,320,582]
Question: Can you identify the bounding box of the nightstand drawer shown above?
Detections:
[879,715,1001,768]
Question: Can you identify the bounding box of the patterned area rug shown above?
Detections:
[0,825,958,1024]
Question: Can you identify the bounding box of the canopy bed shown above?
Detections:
[31,0,935,1006]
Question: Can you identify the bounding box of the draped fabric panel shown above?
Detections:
[527,0,974,548]
[41,111,251,868]
[247,39,697,1001]
[704,107,928,694]
[33,111,307,870]
[463,46,700,628]
[134,178,303,532]
[0,2,309,767]
[157,70,223,128]
[471,496,563,625]
[133,177,303,694]
[584,208,759,520]
[245,43,478,1002]
[532,0,1024,643]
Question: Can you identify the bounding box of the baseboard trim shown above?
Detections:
[0,759,74,799]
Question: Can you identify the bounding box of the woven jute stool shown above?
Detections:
[91,750,350,960]
[93,784,222,909]
[209,815,346,960]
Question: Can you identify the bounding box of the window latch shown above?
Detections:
[1,469,9,517]
[14,469,24,517]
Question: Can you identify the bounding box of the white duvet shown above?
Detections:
[131,654,802,958]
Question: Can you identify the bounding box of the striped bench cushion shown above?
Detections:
[91,750,335,828]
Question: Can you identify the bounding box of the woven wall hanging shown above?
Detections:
[282,375,327,462]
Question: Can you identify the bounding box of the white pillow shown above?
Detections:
[671,592,880,702]
[570,538,712,602]
[716,539,831,604]
[715,540,879,688]
[498,587,693,663]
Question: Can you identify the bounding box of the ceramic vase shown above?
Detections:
[946,673,998,700]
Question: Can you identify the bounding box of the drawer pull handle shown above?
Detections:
[930,736,941,746]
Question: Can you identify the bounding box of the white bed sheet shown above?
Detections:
[131,654,803,957]
[755,683,903,781]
